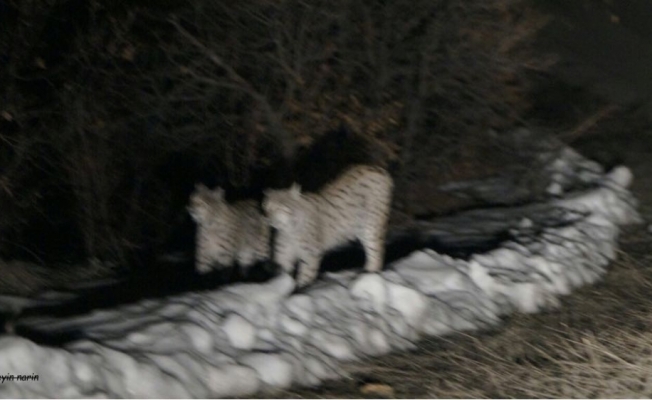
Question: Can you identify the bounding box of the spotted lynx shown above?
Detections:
[188,184,270,274]
[263,165,393,287]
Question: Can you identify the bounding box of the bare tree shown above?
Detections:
[0,0,551,265]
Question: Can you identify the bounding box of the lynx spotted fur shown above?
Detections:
[263,165,393,287]
[188,184,270,274]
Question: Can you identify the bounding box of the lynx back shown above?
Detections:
[263,165,393,287]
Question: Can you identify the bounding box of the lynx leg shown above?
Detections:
[361,211,389,272]
[196,259,212,274]
[196,238,212,274]
[296,254,320,287]
[273,238,296,276]
[360,232,384,272]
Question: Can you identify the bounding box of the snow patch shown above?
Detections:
[222,314,256,350]
[0,151,641,398]
[239,353,293,388]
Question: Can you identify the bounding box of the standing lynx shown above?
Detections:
[263,165,393,287]
[188,184,270,274]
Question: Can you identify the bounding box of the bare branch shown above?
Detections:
[169,15,295,160]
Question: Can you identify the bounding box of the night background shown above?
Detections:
[2,0,652,397]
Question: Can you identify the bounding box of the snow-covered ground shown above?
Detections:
[0,146,641,398]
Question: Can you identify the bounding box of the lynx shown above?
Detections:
[188,184,270,274]
[262,165,393,287]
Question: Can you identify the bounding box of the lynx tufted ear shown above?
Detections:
[195,183,210,196]
[290,183,302,198]
[214,187,225,200]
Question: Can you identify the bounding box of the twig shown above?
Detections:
[169,15,295,159]
[562,104,620,142]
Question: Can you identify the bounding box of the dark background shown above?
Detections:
[0,0,650,277]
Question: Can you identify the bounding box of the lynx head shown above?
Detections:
[188,184,227,224]
[262,183,303,230]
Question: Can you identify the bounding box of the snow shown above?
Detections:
[350,273,387,314]
[0,147,642,398]
[204,364,260,398]
[239,353,293,388]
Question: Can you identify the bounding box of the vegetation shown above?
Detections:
[0,0,549,267]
